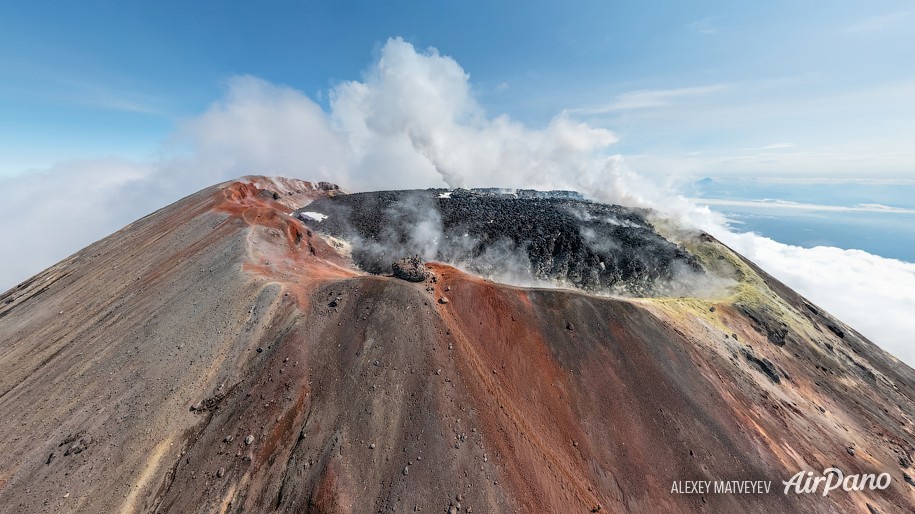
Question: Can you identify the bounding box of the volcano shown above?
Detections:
[1,177,914,513]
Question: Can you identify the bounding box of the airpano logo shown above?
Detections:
[670,468,892,496]
[782,468,891,496]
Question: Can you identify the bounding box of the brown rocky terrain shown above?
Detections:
[1,176,914,513]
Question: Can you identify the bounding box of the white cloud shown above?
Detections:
[2,71,166,115]
[717,231,915,365]
[0,159,156,288]
[574,77,915,179]
[569,84,730,114]
[845,11,913,33]
[692,198,915,214]
[1,37,913,367]
[740,143,795,151]
[624,146,915,180]
[0,37,628,285]
[329,37,621,191]
[713,178,915,185]
[687,17,719,35]
[175,75,347,184]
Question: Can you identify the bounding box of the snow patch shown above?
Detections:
[300,211,328,222]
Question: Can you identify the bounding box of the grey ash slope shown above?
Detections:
[3,177,915,513]
[298,189,701,295]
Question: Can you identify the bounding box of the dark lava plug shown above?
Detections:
[297,188,702,295]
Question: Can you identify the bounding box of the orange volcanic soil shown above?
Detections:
[1,177,914,513]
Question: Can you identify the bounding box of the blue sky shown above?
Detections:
[2,1,915,363]
[2,0,914,178]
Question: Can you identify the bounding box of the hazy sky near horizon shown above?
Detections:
[2,0,914,179]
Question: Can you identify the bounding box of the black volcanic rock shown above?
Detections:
[392,256,429,282]
[3,177,915,513]
[298,189,701,294]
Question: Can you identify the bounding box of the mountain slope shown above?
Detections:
[0,177,913,513]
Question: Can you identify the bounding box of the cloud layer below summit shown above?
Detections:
[2,38,914,365]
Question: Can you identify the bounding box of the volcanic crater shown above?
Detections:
[1,177,914,514]
[297,188,702,295]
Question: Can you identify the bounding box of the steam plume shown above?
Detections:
[0,37,913,363]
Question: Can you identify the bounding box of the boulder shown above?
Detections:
[256,189,280,201]
[392,257,428,282]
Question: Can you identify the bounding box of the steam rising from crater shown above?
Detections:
[0,37,913,362]
[299,190,722,297]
